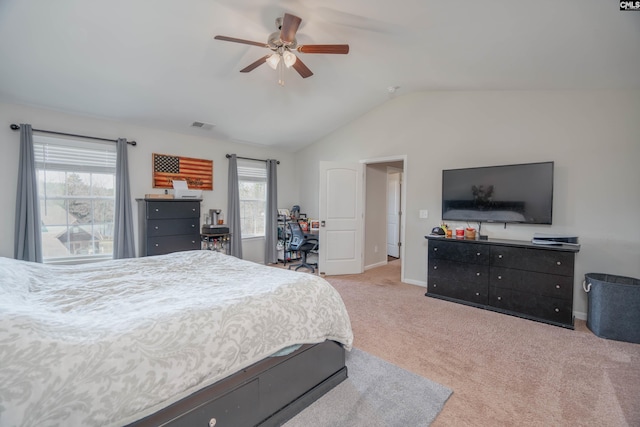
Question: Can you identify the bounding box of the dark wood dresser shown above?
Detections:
[425,235,580,328]
[137,198,201,257]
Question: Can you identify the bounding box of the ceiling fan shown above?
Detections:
[214,13,349,85]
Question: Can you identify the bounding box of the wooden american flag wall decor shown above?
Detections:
[152,153,213,190]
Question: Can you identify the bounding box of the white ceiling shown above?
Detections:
[1,0,638,151]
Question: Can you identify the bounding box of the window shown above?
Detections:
[237,159,266,238]
[34,135,116,262]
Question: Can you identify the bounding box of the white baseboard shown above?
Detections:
[574,311,587,321]
[403,278,427,287]
[364,260,388,271]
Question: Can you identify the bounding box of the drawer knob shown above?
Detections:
[434,248,438,252]
[475,292,480,296]
[498,254,503,259]
[192,208,196,212]
[498,275,502,280]
[209,418,217,427]
[556,261,562,265]
[155,243,159,247]
[497,296,502,301]
[477,252,481,256]
[433,266,437,270]
[154,226,159,230]
[555,284,561,289]
[555,308,560,313]
[155,208,159,212]
[433,284,437,288]
[191,224,195,228]
[476,272,481,276]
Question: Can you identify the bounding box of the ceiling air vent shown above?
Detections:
[190,121,215,130]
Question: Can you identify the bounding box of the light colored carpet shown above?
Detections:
[320,259,640,426]
[283,348,452,427]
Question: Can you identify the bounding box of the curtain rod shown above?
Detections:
[226,154,279,164]
[10,124,137,146]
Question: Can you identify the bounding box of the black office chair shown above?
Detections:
[287,221,318,273]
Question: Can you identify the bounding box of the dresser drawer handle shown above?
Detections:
[475,292,480,296]
[209,418,217,427]
[192,208,196,212]
[555,284,561,289]
[434,248,438,252]
[155,208,159,212]
[191,224,195,228]
[497,296,502,301]
[555,308,560,313]
[498,254,503,259]
[155,243,159,247]
[556,261,562,265]
[433,266,437,270]
[433,284,437,288]
[476,272,481,276]
[154,226,159,230]
[476,252,481,256]
[498,275,502,280]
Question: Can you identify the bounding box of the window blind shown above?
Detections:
[34,136,116,173]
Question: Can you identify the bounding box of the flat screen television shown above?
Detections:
[442,161,554,224]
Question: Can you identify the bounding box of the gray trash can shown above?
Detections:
[584,273,640,344]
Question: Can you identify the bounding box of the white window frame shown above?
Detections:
[237,159,267,239]
[34,135,117,264]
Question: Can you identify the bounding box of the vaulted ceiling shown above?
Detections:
[1,0,638,151]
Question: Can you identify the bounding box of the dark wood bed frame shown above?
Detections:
[127,340,347,427]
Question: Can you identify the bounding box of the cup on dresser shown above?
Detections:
[465,227,476,240]
[455,227,464,238]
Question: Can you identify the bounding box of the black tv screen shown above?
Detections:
[442,161,554,224]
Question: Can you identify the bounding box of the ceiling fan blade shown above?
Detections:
[292,57,313,78]
[280,13,302,44]
[239,55,270,73]
[297,44,350,54]
[214,35,269,48]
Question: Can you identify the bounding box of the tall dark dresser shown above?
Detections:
[137,198,201,256]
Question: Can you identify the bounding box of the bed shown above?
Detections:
[0,250,354,426]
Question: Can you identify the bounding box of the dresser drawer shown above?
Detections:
[490,246,574,277]
[429,258,489,287]
[489,287,573,326]
[146,201,200,219]
[146,235,200,255]
[428,279,488,305]
[429,240,489,265]
[147,218,199,237]
[491,267,573,300]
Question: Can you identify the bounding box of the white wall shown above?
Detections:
[295,90,640,318]
[0,102,298,263]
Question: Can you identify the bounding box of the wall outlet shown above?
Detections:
[419,209,429,219]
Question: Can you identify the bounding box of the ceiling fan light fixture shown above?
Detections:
[283,50,297,68]
[266,53,280,70]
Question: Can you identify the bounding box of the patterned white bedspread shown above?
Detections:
[0,251,353,427]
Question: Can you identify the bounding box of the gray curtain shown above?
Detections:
[14,124,43,262]
[264,159,278,264]
[113,138,136,258]
[227,154,243,258]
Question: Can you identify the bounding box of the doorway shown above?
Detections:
[363,156,406,282]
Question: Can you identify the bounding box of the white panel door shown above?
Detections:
[318,161,364,275]
[387,170,401,258]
